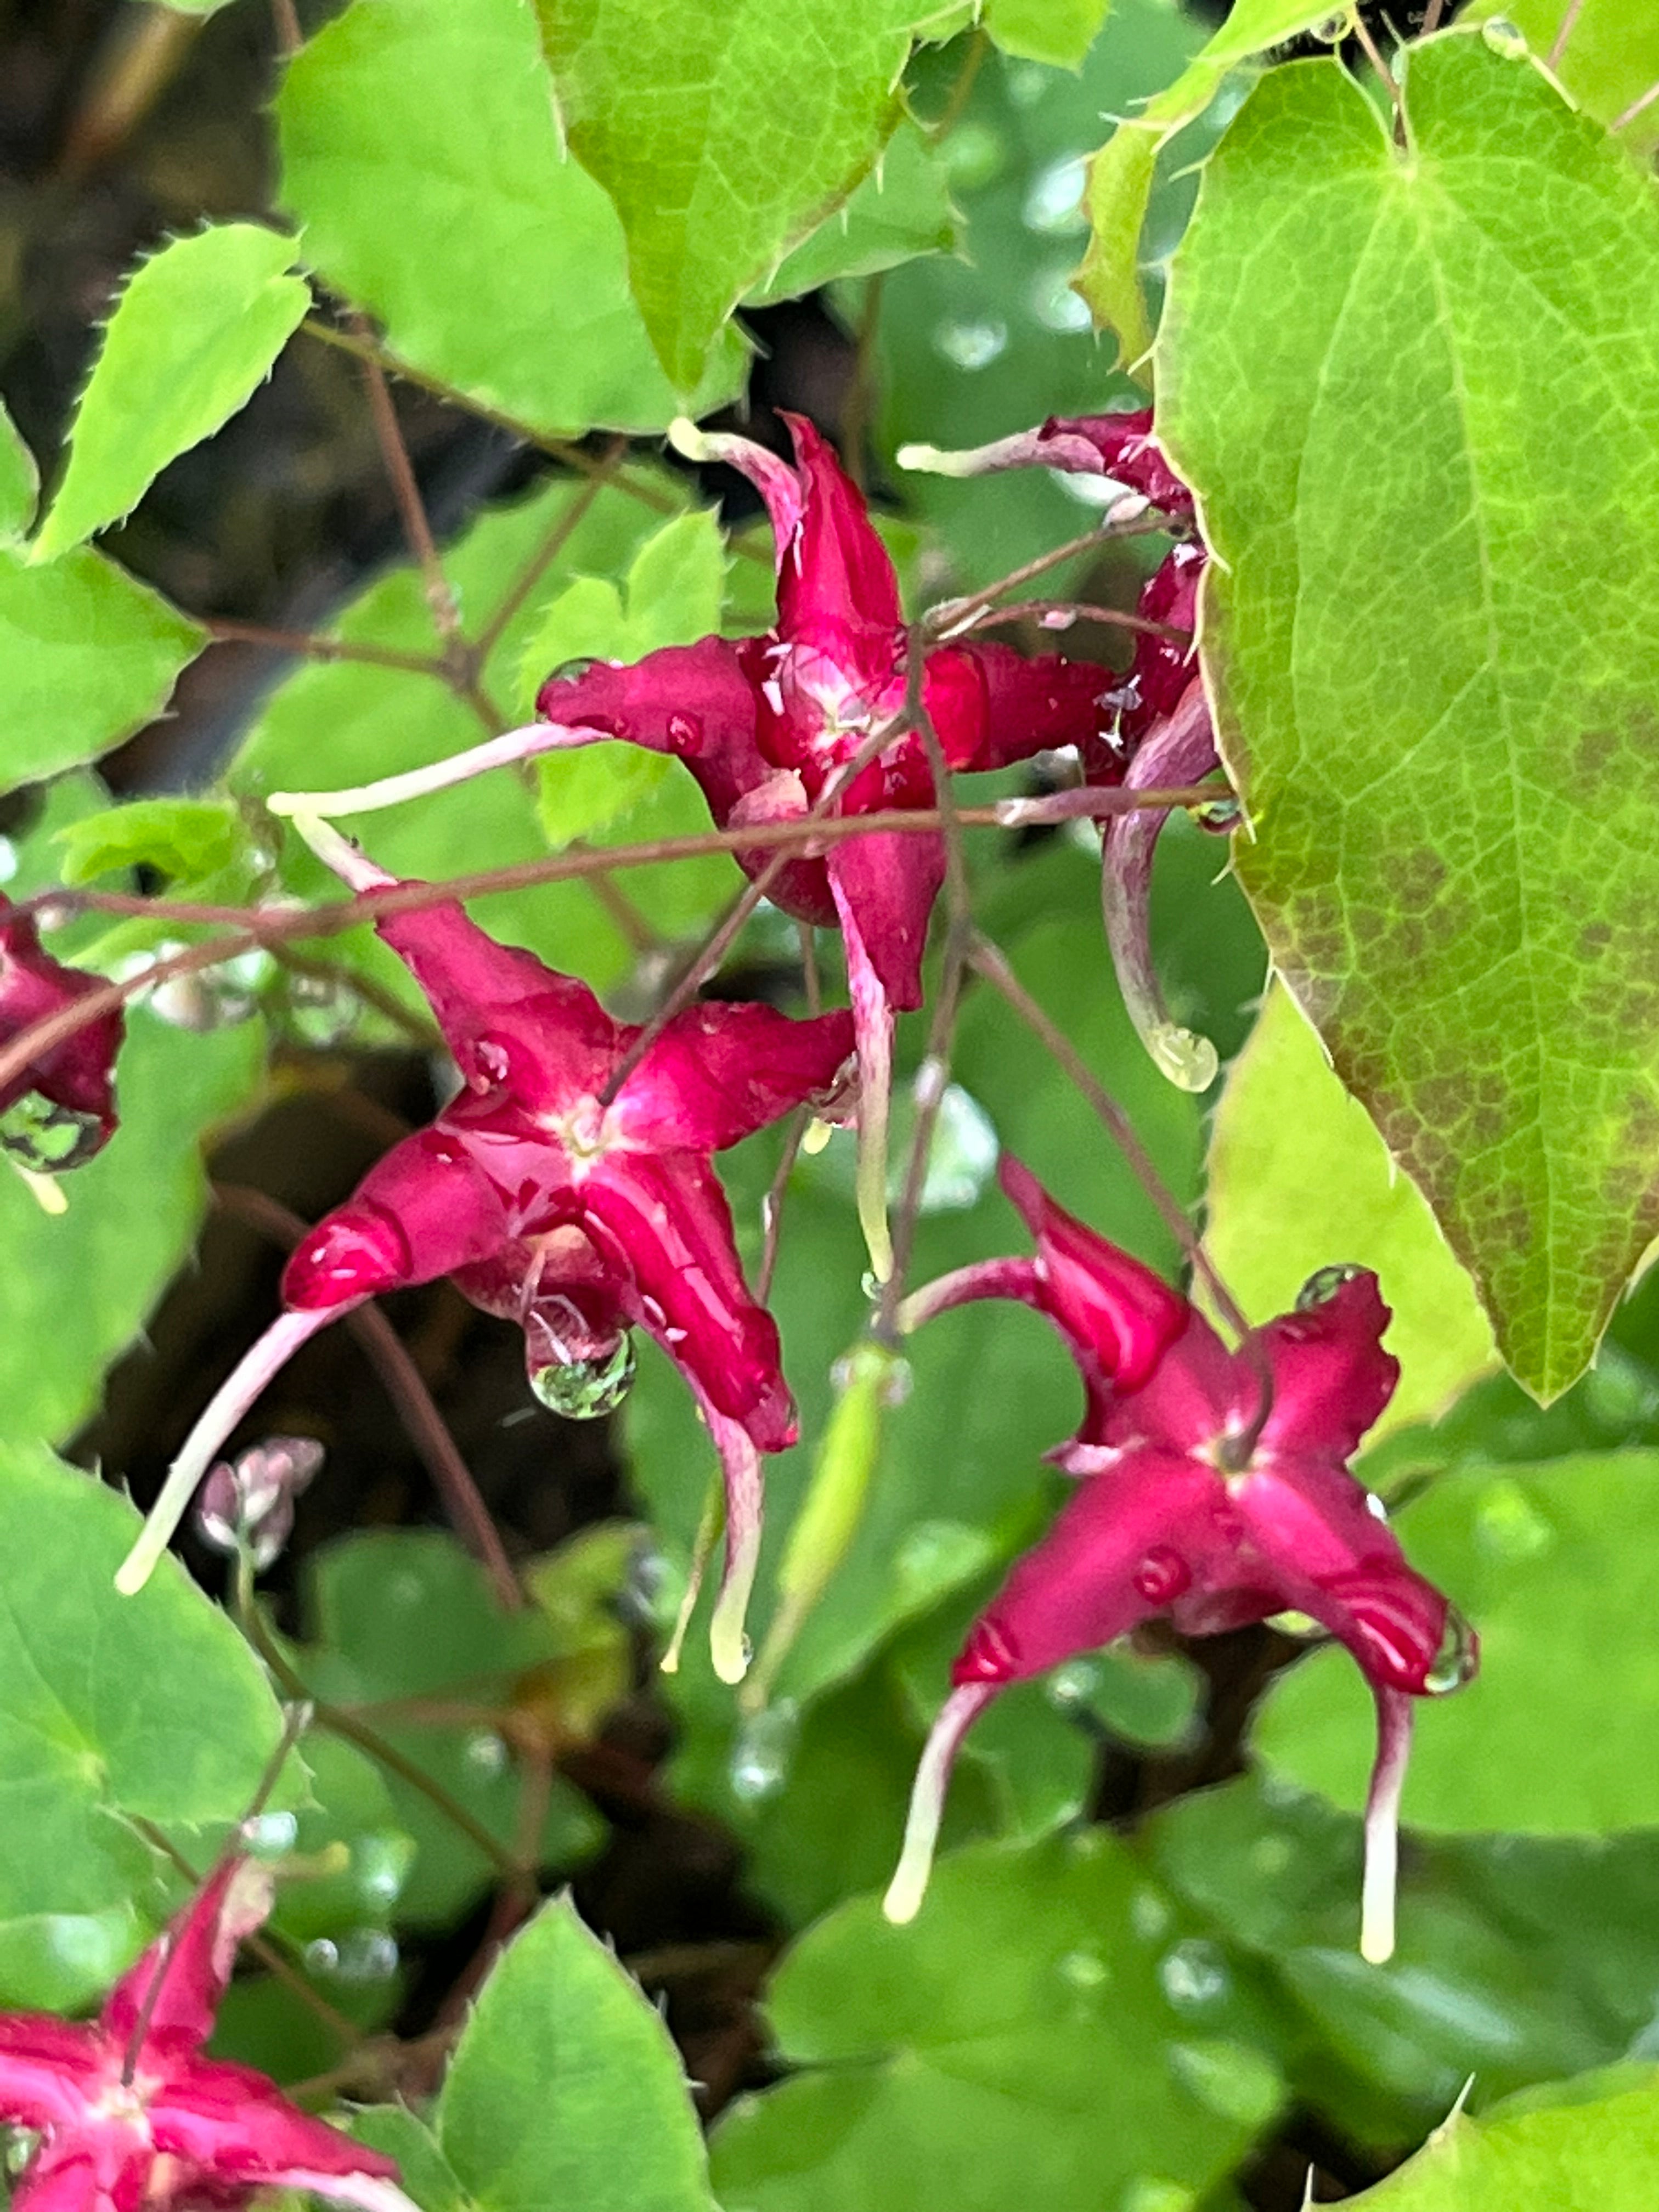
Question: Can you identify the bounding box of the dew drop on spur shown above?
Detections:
[1424,1604,1478,1695]
[1133,1547,1192,1605]
[528,1333,637,1419]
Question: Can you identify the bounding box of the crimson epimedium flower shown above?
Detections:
[0,1853,416,2212]
[904,410,1228,1091]
[116,840,854,1683]
[887,1156,1477,1963]
[266,413,1116,1278]
[0,894,125,1169]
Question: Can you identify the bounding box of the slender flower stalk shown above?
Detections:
[887,1158,1477,1957]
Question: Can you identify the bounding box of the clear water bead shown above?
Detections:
[529,1334,637,1419]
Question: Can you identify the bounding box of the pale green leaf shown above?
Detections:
[1075,0,1336,365]
[710,1833,1284,2212]
[0,1005,266,1448]
[0,545,202,794]
[33,225,308,560]
[1344,2072,1659,2210]
[535,0,914,389]
[0,398,40,542]
[1255,1453,1659,1834]
[1206,981,1498,1440]
[55,796,245,886]
[747,118,960,304]
[1160,35,1659,1398]
[276,0,743,435]
[1468,0,1659,156]
[983,0,1111,70]
[436,1895,716,2212]
[0,1438,285,2012]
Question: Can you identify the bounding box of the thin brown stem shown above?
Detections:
[130,1819,364,2048]
[270,0,302,57]
[211,1183,522,1609]
[205,618,444,679]
[1351,10,1408,143]
[926,25,987,138]
[1419,0,1447,35]
[0,788,1220,1101]
[1545,0,1584,67]
[1611,76,1659,134]
[922,513,1173,637]
[966,934,1250,1344]
[234,1594,523,1880]
[475,454,618,659]
[353,321,463,645]
[958,599,1189,642]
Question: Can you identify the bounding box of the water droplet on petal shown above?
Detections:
[1425,1604,1479,1695]
[1134,1547,1192,1605]
[1158,1937,1229,2012]
[472,1035,512,1086]
[729,1699,799,1804]
[529,1334,637,1419]
[0,1094,105,1172]
[933,316,1009,371]
[665,712,701,755]
[1039,607,1077,631]
[1265,1608,1323,1640]
[1365,1491,1390,1522]
[1296,1262,1365,1311]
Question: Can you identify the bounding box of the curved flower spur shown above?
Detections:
[261,411,1117,1281]
[115,833,854,1684]
[902,410,1228,1093]
[887,1156,1477,1965]
[0,1850,417,2212]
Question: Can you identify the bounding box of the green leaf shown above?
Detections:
[436,1895,716,2212]
[983,0,1111,70]
[535,0,914,391]
[1148,1774,1659,2144]
[55,795,246,885]
[232,473,738,1008]
[1074,0,1336,366]
[746,118,960,304]
[33,225,308,560]
[349,2108,474,2212]
[0,1438,285,2012]
[1254,1452,1659,1834]
[0,397,40,541]
[1206,981,1498,1441]
[710,1833,1284,2212]
[0,544,202,794]
[1467,0,1659,156]
[276,0,743,436]
[295,1532,601,1926]
[0,1004,266,1448]
[873,2,1205,586]
[1159,35,1659,1400]
[1342,2071,1659,2210]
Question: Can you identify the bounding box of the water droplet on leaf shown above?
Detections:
[729,1699,799,1804]
[1194,794,1241,832]
[1057,1946,1109,1990]
[529,1334,637,1419]
[1481,16,1529,59]
[1474,1476,1555,1564]
[933,316,1008,371]
[1167,2038,1283,2128]
[1022,153,1088,234]
[1158,1937,1229,2012]
[1030,266,1092,333]
[463,1729,508,1778]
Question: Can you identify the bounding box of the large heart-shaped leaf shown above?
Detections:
[1159,35,1659,1398]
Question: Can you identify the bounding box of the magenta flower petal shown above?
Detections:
[151,2058,400,2184]
[101,1859,270,2056]
[282,1128,516,1309]
[535,637,770,820]
[719,413,904,644]
[996,1154,1189,1395]
[580,1150,795,1449]
[901,410,1195,519]
[927,642,1115,775]
[0,2020,105,2132]
[0,897,125,1166]
[1254,1268,1402,1462]
[614,1002,854,1154]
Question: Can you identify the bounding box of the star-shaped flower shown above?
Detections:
[888,1156,1477,1962]
[0,895,124,1169]
[0,1854,415,2212]
[268,414,1114,1278]
[904,410,1226,1090]
[116,864,853,1681]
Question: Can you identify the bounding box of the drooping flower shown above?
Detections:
[888,1156,1477,1962]
[0,1854,417,2212]
[0,895,124,1169]
[903,410,1227,1090]
[266,414,1115,1277]
[116,853,853,1683]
